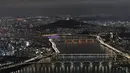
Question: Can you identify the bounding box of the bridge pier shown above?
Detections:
[125,67,129,73]
[25,67,28,73]
[51,63,55,73]
[108,62,112,73]
[8,61,130,73]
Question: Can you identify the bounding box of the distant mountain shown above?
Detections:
[33,19,128,34]
[34,19,82,30]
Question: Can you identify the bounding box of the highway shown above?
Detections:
[0,38,59,71]
[49,38,60,54]
[97,36,130,59]
[1,35,130,73]
[0,55,43,71]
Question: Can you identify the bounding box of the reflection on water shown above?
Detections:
[11,61,128,73]
[9,39,129,73]
[10,40,128,73]
[56,41,107,54]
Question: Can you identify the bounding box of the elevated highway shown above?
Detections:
[56,54,114,62]
[0,55,43,72]
[97,36,130,59]
[0,38,59,72]
[1,34,130,72]
[49,38,60,54]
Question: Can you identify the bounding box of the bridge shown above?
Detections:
[0,38,59,72]
[9,61,129,73]
[0,55,43,72]
[64,39,95,44]
[0,35,130,73]
[55,54,115,62]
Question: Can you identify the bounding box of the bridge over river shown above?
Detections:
[1,35,130,73]
[8,61,129,73]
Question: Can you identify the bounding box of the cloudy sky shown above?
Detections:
[0,0,130,7]
[0,0,130,16]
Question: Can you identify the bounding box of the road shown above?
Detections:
[97,36,130,59]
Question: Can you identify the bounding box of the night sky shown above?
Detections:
[0,0,130,16]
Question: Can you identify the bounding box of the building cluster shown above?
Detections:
[103,33,130,55]
[0,16,130,57]
[86,20,130,27]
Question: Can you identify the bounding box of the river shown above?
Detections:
[10,38,128,73]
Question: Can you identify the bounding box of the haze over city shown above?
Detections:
[0,0,130,73]
[0,0,130,16]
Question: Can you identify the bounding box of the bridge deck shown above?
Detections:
[55,54,114,61]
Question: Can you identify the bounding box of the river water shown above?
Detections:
[10,39,128,73]
[55,40,108,54]
[11,62,128,73]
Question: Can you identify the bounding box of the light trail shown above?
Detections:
[97,36,130,59]
[49,38,60,54]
